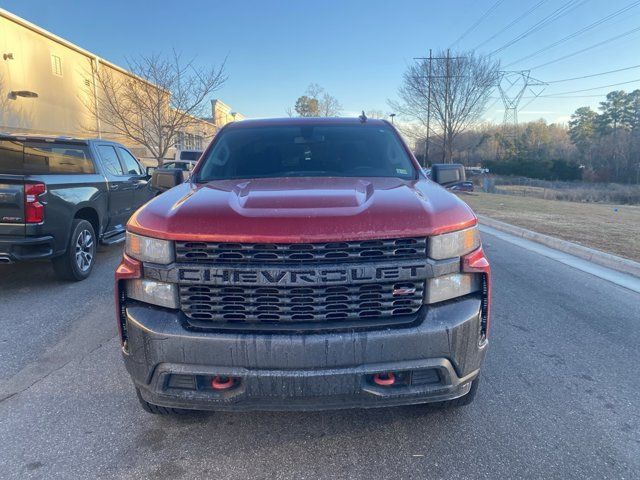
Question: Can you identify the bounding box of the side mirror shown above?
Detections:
[146,166,156,177]
[431,164,466,186]
[151,168,183,191]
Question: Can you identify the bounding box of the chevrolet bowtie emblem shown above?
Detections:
[392,287,417,296]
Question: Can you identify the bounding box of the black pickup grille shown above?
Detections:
[180,281,424,325]
[175,237,427,264]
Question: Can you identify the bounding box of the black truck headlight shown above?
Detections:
[125,232,174,264]
[126,279,179,309]
[424,273,482,304]
[428,226,480,260]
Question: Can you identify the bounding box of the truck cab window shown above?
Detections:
[98,145,125,176]
[118,147,144,175]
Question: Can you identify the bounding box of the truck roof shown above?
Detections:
[224,117,390,129]
[0,133,101,145]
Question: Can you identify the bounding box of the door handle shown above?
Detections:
[110,184,119,190]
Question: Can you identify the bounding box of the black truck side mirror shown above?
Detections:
[151,168,183,191]
[431,164,466,186]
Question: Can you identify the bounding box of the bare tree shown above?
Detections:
[290,83,342,117]
[391,50,498,163]
[84,52,226,163]
[365,110,386,119]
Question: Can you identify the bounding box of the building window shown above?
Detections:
[175,132,185,150]
[51,54,62,77]
[175,132,203,150]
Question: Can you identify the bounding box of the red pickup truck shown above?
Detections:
[116,117,491,414]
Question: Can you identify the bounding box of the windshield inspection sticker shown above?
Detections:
[396,168,408,175]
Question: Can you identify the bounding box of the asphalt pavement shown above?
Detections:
[0,233,639,479]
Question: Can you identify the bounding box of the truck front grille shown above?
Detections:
[176,237,427,264]
[180,281,424,325]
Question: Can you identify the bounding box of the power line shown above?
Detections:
[531,25,640,69]
[540,78,640,96]
[504,0,640,67]
[490,0,589,55]
[450,0,506,48]
[514,79,640,107]
[546,64,640,83]
[518,96,540,111]
[522,94,606,98]
[475,0,549,50]
[488,94,605,99]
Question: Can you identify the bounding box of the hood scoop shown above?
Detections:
[232,179,374,211]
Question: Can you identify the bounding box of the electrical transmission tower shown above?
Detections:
[496,71,546,140]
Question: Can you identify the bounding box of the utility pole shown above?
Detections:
[414,50,465,166]
[443,49,450,163]
[425,49,432,167]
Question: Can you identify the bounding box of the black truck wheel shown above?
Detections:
[52,219,97,281]
[135,389,190,415]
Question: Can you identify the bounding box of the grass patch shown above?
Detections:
[459,192,640,262]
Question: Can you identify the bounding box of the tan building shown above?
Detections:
[0,9,243,164]
[211,99,245,128]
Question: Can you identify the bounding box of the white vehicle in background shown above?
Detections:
[174,149,202,162]
[161,150,203,180]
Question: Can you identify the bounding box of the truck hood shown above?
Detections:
[128,177,476,242]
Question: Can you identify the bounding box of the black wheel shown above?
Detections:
[431,378,479,408]
[52,219,96,281]
[135,388,190,415]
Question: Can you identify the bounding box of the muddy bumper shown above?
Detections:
[123,296,487,411]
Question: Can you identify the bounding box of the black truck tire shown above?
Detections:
[52,219,97,281]
[135,388,190,415]
[431,378,479,408]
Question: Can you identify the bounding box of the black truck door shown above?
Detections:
[116,147,153,208]
[95,144,133,233]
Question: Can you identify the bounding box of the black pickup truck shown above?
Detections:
[0,134,154,280]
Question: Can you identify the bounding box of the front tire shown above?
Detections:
[52,219,96,281]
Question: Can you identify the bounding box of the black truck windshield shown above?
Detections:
[197,124,416,181]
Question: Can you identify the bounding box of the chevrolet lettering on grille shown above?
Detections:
[173,262,429,286]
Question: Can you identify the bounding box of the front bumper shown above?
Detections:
[0,235,55,262]
[123,296,487,411]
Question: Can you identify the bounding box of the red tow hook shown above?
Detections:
[211,375,235,390]
[372,372,396,387]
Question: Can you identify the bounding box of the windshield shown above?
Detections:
[197,124,416,181]
[179,151,201,161]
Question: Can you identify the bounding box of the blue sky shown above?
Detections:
[4,0,640,123]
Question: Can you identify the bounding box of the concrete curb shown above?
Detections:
[478,215,640,279]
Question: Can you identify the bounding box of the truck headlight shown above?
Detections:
[424,273,481,304]
[126,279,179,309]
[125,232,174,264]
[428,226,480,260]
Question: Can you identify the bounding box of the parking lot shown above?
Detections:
[1,232,638,479]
